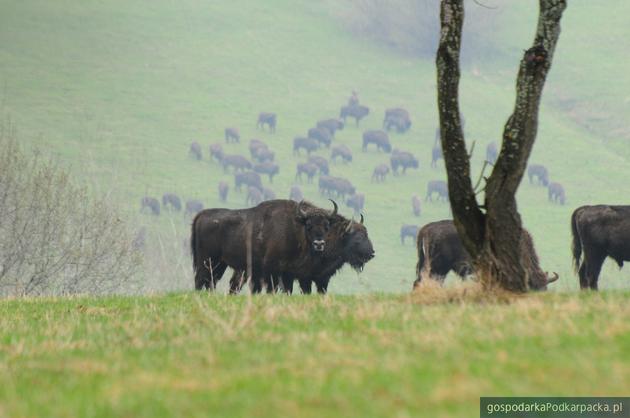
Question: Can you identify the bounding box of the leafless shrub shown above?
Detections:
[0,118,141,296]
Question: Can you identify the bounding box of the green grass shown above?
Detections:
[0,0,629,293]
[1,291,629,418]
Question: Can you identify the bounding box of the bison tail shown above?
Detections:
[191,213,200,274]
[416,237,426,282]
[570,209,582,273]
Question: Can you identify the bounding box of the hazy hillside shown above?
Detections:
[1,0,629,293]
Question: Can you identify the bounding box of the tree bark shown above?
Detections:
[436,0,566,292]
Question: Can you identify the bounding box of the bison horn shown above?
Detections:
[297,200,308,218]
[360,214,364,224]
[546,272,559,284]
[329,199,338,216]
[344,219,353,233]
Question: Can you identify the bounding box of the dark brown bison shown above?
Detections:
[234,171,263,193]
[371,164,390,183]
[317,119,344,137]
[412,195,421,217]
[189,141,202,160]
[383,108,411,133]
[257,112,276,133]
[224,127,240,143]
[346,193,365,216]
[140,197,160,215]
[190,200,341,292]
[431,145,442,168]
[185,199,203,217]
[340,105,370,126]
[296,162,318,183]
[319,176,355,199]
[571,205,630,290]
[221,154,252,173]
[400,224,419,245]
[528,164,549,186]
[362,130,391,153]
[426,180,448,202]
[209,143,224,162]
[331,144,353,163]
[308,127,332,148]
[548,182,566,205]
[390,150,419,175]
[218,181,229,202]
[162,193,182,212]
[262,187,276,201]
[293,136,319,155]
[486,142,498,165]
[246,187,263,206]
[289,185,303,202]
[413,220,558,290]
[253,162,279,182]
[308,155,330,175]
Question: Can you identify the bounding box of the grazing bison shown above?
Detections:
[346,193,365,216]
[362,130,391,153]
[257,112,276,133]
[414,220,558,290]
[289,185,303,202]
[253,162,279,182]
[296,162,318,183]
[252,148,274,163]
[191,200,340,291]
[412,195,421,217]
[548,182,566,205]
[185,199,203,217]
[189,141,202,160]
[486,142,498,165]
[218,181,229,202]
[340,105,370,126]
[162,193,182,212]
[262,187,276,201]
[308,127,332,148]
[293,136,319,155]
[331,144,353,163]
[383,108,411,133]
[371,164,390,183]
[249,139,267,157]
[571,205,630,290]
[400,224,419,245]
[426,180,449,202]
[221,154,252,173]
[528,164,549,186]
[390,150,419,175]
[308,155,330,175]
[431,145,442,168]
[319,176,355,199]
[140,197,160,216]
[246,187,263,206]
[224,127,240,143]
[209,143,224,162]
[234,171,263,193]
[317,119,344,137]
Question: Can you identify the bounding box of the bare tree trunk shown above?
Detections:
[436,0,566,292]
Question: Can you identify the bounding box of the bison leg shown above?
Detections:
[229,270,247,294]
[585,253,605,291]
[578,262,589,290]
[298,277,312,294]
[314,277,330,294]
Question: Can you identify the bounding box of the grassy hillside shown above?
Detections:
[1,0,629,293]
[1,291,629,418]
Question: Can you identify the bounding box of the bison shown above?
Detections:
[426,180,448,202]
[185,199,203,217]
[218,181,229,202]
[486,142,498,165]
[362,130,391,153]
[246,187,263,206]
[253,162,279,183]
[189,141,202,160]
[289,185,303,202]
[390,150,419,175]
[319,176,355,199]
[412,195,421,217]
[140,197,160,216]
[548,182,566,205]
[293,136,319,155]
[162,193,182,212]
[431,145,442,168]
[340,105,369,126]
[371,164,390,183]
[383,108,411,133]
[317,119,344,137]
[234,171,263,193]
[400,224,419,245]
[296,162,318,183]
[571,205,630,290]
[224,127,240,143]
[221,154,252,173]
[527,164,549,186]
[308,155,329,175]
[257,112,277,133]
[209,143,224,162]
[346,193,365,216]
[308,127,332,148]
[331,144,353,163]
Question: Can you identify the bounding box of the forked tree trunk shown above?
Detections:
[436,0,566,292]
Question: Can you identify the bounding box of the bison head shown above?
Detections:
[296,200,339,253]
[341,214,375,271]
